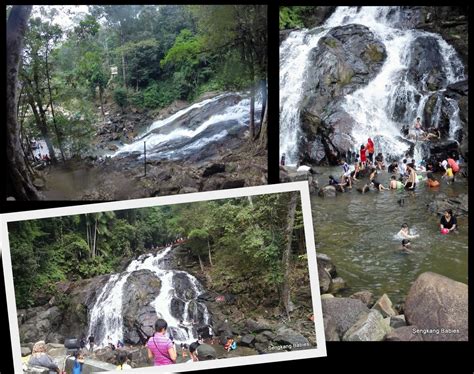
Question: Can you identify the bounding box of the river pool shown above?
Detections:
[311,166,468,303]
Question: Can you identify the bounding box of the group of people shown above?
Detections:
[402,117,441,142]
[397,208,458,253]
[329,135,462,194]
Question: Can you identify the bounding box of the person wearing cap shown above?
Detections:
[195,343,217,361]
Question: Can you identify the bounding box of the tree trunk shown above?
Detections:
[258,96,268,150]
[99,87,105,118]
[92,218,98,258]
[120,26,127,88]
[6,5,40,200]
[259,79,267,126]
[249,82,255,139]
[281,192,298,320]
[207,239,213,267]
[197,254,204,272]
[25,90,56,161]
[45,49,65,162]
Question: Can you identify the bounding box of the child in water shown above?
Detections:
[400,239,413,253]
[426,172,440,187]
[398,223,419,239]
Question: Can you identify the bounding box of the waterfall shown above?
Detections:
[279,28,330,165]
[87,246,210,348]
[280,6,465,164]
[112,92,262,161]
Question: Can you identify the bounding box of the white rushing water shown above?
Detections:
[87,246,210,348]
[280,6,465,164]
[113,93,261,160]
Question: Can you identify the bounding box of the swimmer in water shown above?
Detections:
[400,239,413,253]
[398,223,419,239]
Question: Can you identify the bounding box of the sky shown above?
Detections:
[31,5,90,30]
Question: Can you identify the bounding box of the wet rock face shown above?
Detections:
[121,270,161,345]
[408,35,447,91]
[300,24,387,164]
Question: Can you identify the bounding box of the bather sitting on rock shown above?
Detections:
[28,341,60,374]
[370,179,387,191]
[328,175,345,192]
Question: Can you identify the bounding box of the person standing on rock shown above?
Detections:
[360,144,367,167]
[413,117,425,141]
[147,319,177,366]
[28,341,60,374]
[366,138,375,164]
[88,335,95,352]
[280,153,286,166]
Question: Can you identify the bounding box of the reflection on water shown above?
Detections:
[312,167,468,303]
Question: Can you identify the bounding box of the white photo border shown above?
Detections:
[1,182,327,373]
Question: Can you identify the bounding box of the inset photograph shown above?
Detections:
[280,6,468,341]
[2,183,326,373]
[6,5,268,201]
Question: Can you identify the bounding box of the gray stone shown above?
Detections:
[321,298,369,337]
[350,290,374,306]
[320,293,334,300]
[323,315,340,341]
[384,326,424,341]
[390,315,407,329]
[343,310,392,341]
[317,260,332,294]
[244,319,272,334]
[328,277,347,294]
[240,334,256,347]
[372,294,397,317]
[316,253,337,277]
[274,327,311,350]
[404,272,467,341]
[21,346,31,356]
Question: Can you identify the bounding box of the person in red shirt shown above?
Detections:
[360,144,367,167]
[447,157,460,181]
[366,138,375,164]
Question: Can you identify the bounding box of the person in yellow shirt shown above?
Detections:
[443,167,454,183]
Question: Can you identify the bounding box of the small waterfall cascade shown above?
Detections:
[280,6,465,164]
[87,246,210,347]
[113,92,262,161]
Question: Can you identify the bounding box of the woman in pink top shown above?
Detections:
[147,319,177,366]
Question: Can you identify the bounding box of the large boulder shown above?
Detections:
[427,193,468,217]
[321,298,369,338]
[300,24,387,164]
[404,272,467,341]
[343,310,392,341]
[407,35,447,91]
[19,306,62,344]
[121,270,161,344]
[274,327,310,350]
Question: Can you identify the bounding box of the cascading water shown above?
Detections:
[87,246,210,348]
[112,92,261,161]
[280,6,465,164]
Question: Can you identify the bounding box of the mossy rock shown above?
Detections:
[365,44,384,62]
